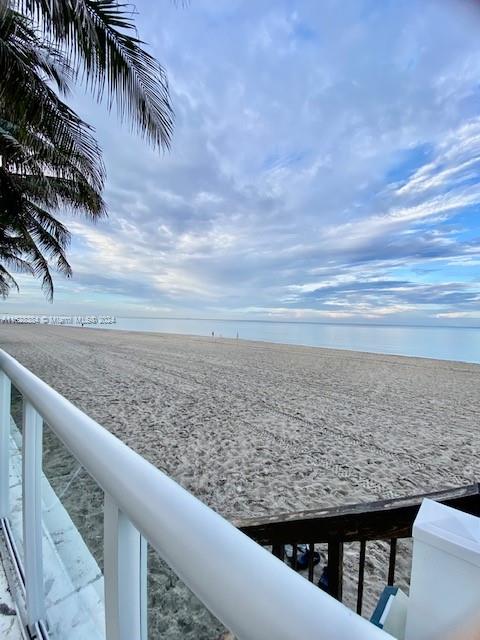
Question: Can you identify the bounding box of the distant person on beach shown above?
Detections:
[212,331,214,337]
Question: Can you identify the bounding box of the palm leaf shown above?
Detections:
[19,0,173,148]
[0,9,105,188]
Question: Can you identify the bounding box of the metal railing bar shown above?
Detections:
[327,541,343,602]
[356,540,366,615]
[104,494,147,640]
[0,371,11,518]
[22,401,46,630]
[272,543,284,560]
[308,543,314,582]
[292,543,298,570]
[387,538,397,587]
[140,535,147,640]
[37,620,50,640]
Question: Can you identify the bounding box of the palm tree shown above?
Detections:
[1,7,106,297]
[0,0,173,298]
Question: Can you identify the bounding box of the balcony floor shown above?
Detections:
[0,553,23,640]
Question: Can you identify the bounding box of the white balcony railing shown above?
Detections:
[0,348,392,639]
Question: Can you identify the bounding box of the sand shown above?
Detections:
[1,324,479,636]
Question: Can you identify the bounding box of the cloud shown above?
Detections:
[436,311,480,319]
[7,0,480,325]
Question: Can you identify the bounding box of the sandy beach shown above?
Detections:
[1,324,479,635]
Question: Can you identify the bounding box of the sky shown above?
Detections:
[5,0,480,325]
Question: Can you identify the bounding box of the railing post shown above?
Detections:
[104,493,147,640]
[308,542,315,582]
[272,543,285,560]
[387,538,397,586]
[357,540,366,615]
[327,540,343,601]
[0,371,11,518]
[22,400,45,630]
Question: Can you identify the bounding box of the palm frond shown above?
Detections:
[0,167,74,299]
[0,264,21,297]
[19,0,174,148]
[0,9,105,188]
[0,7,72,96]
[17,213,72,301]
[25,201,71,245]
[0,118,105,196]
[11,174,106,218]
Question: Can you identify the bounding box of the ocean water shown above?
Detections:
[94,317,480,364]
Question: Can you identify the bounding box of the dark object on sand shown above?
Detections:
[286,544,320,571]
[297,548,320,571]
[318,565,329,592]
